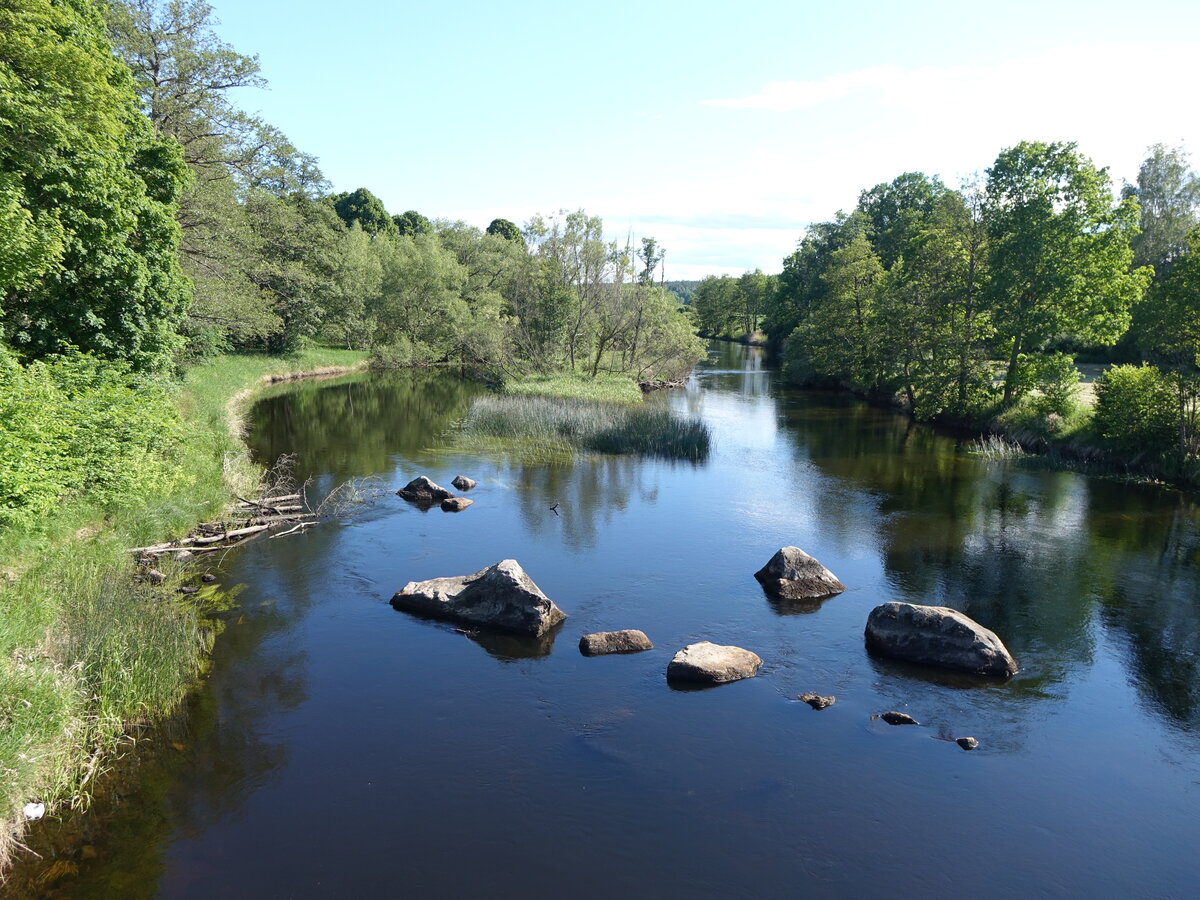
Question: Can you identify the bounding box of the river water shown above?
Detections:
[18,342,1200,897]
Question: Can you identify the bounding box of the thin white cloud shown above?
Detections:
[704,65,904,111]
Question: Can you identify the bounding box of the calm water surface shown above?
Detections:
[20,342,1200,897]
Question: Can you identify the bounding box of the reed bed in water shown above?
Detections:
[457,395,711,461]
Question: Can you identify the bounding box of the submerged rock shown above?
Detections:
[390,559,566,636]
[799,692,836,710]
[579,629,653,656]
[877,711,919,726]
[451,475,477,491]
[440,497,474,512]
[865,602,1018,677]
[754,547,846,600]
[956,736,980,751]
[666,641,762,685]
[397,475,454,506]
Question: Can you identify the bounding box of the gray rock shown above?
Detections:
[397,475,454,505]
[865,601,1018,677]
[390,559,567,637]
[666,641,762,685]
[799,692,836,710]
[440,497,474,512]
[201,573,218,584]
[956,736,980,750]
[146,569,167,585]
[754,547,846,600]
[877,711,919,726]
[451,475,477,491]
[579,629,653,656]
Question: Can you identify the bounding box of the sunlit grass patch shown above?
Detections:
[501,372,643,404]
[456,395,710,461]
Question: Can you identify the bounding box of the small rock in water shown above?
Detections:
[440,497,474,512]
[956,736,979,750]
[799,692,836,710]
[201,573,218,584]
[666,641,762,685]
[178,585,198,595]
[451,475,477,491]
[876,711,919,726]
[579,629,653,655]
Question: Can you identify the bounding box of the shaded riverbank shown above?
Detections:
[0,348,365,876]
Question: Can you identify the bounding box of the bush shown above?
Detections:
[1092,364,1178,458]
[0,349,180,530]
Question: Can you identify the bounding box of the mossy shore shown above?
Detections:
[0,348,365,873]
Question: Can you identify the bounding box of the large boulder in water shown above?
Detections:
[865,602,1018,677]
[666,641,762,685]
[391,559,566,637]
[754,547,845,600]
[397,475,454,506]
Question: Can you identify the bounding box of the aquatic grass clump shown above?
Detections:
[970,433,1027,460]
[457,395,711,461]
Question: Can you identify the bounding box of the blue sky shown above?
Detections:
[215,0,1200,279]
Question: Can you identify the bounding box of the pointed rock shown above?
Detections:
[877,711,919,726]
[754,547,845,600]
[391,559,566,636]
[397,475,454,506]
[451,475,477,491]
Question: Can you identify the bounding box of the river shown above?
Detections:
[16,341,1200,897]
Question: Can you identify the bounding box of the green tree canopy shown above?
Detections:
[485,217,523,243]
[394,210,432,236]
[1,0,189,371]
[984,141,1149,403]
[333,188,396,236]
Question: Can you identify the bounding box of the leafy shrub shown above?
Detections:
[0,349,181,529]
[1092,364,1178,457]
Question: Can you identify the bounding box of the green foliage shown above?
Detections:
[394,210,432,236]
[333,187,396,236]
[0,349,180,530]
[1128,144,1200,275]
[1093,364,1179,456]
[1,0,190,372]
[984,141,1149,404]
[485,217,523,243]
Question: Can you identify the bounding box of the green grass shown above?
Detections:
[0,346,364,871]
[456,394,710,462]
[501,372,644,404]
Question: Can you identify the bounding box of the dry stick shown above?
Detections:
[236,493,301,507]
[270,521,316,539]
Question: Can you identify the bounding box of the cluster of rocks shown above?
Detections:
[396,474,476,512]
[387,541,1015,750]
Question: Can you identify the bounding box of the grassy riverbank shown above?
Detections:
[0,348,365,872]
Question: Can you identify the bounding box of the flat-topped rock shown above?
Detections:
[440,497,473,512]
[865,602,1018,677]
[754,547,846,600]
[666,641,762,685]
[391,559,566,636]
[579,629,653,656]
[451,475,477,491]
[397,475,454,506]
